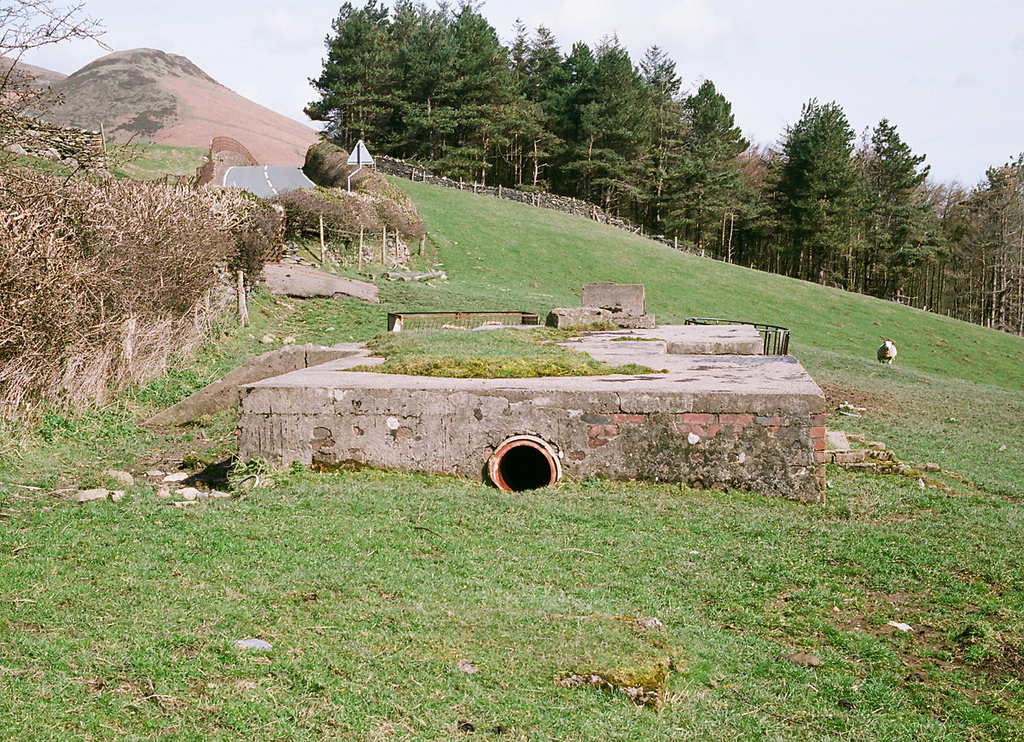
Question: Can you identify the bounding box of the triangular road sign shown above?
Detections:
[347,140,375,166]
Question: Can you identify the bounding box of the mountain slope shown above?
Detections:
[43,48,318,165]
[0,57,67,90]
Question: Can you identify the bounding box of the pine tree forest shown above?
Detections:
[307,1,1024,338]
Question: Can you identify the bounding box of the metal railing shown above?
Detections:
[684,317,791,356]
[387,311,541,332]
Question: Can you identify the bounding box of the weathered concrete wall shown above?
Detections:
[237,354,826,502]
[582,283,647,318]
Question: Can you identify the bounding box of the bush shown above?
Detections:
[0,169,279,419]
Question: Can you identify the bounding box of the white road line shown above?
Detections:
[263,166,278,196]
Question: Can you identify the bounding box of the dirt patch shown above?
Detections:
[819,383,894,417]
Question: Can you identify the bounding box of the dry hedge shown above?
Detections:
[0,169,280,419]
[292,140,424,246]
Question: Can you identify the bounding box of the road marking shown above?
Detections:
[263,166,278,196]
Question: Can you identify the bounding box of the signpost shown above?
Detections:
[347,139,375,192]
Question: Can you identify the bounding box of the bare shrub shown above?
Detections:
[0,169,277,419]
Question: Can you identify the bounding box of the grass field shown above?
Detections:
[2,176,1023,740]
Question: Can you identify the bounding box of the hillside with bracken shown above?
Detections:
[40,48,318,165]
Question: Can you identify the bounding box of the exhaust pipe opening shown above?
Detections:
[489,435,561,492]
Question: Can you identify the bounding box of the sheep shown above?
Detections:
[877,339,897,364]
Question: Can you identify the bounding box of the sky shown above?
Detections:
[19,0,1024,187]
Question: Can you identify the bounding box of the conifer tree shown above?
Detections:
[306,1,398,149]
[859,118,934,298]
[666,79,748,255]
[772,99,861,283]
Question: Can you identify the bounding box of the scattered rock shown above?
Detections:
[282,336,296,345]
[156,487,172,498]
[631,616,665,632]
[104,470,135,487]
[172,501,198,508]
[74,488,109,504]
[234,638,272,651]
[260,335,275,344]
[178,487,201,501]
[145,470,165,477]
[998,445,1007,452]
[456,659,479,675]
[887,621,913,632]
[110,491,125,502]
[782,653,820,668]
[162,472,189,483]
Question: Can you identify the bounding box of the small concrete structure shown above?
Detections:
[548,283,655,329]
[236,326,826,501]
[145,343,373,427]
[262,263,379,303]
[582,283,655,329]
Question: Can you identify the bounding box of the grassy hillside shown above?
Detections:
[1,174,1023,740]
[387,180,1024,498]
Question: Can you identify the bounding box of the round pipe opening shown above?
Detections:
[489,435,561,492]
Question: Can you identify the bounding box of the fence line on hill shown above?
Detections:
[374,155,699,256]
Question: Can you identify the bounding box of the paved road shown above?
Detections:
[223,166,315,198]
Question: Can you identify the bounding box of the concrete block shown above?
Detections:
[582,283,646,318]
[546,307,614,329]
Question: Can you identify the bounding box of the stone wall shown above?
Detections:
[1,113,106,171]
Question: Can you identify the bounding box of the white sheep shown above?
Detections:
[877,339,897,364]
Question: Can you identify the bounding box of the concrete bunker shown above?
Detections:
[236,321,828,503]
[488,434,562,492]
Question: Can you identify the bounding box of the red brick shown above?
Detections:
[810,426,827,439]
[682,413,717,424]
[588,425,604,438]
[813,438,827,451]
[719,413,754,426]
[613,413,647,424]
[814,450,829,464]
[588,438,609,449]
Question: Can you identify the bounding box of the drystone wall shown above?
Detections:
[1,113,106,171]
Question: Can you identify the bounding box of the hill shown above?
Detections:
[0,57,67,90]
[41,48,318,165]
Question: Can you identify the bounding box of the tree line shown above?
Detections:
[307,1,1024,337]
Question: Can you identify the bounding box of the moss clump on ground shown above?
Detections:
[555,659,670,711]
[358,328,653,378]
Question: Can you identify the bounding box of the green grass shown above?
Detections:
[2,177,1023,739]
[111,144,208,180]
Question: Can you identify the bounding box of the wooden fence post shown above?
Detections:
[319,214,326,267]
[237,271,249,326]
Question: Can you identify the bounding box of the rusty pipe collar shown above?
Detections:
[488,435,562,492]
